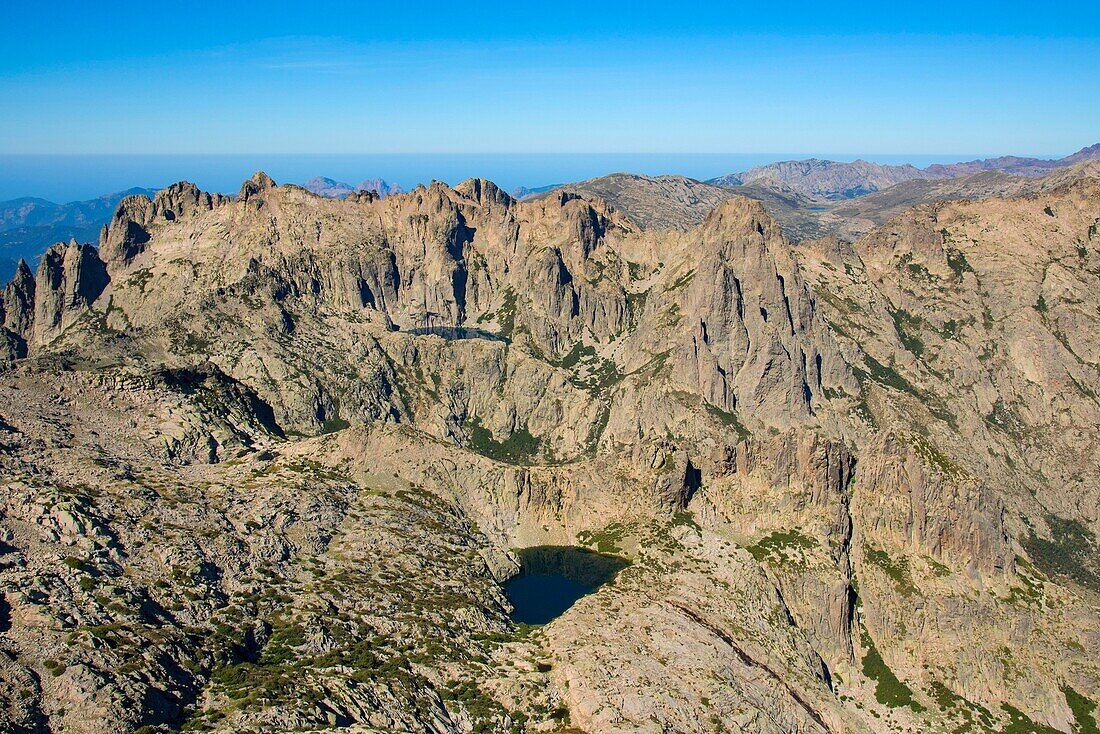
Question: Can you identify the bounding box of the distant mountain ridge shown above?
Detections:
[0,186,157,230]
[0,186,158,281]
[511,183,562,199]
[707,144,1100,199]
[302,176,403,198]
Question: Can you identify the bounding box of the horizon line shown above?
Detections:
[0,149,1086,159]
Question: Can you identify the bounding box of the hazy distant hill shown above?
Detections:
[817,160,1100,239]
[512,183,562,199]
[0,186,156,230]
[302,176,403,198]
[710,159,931,200]
[0,187,157,280]
[708,144,1100,200]
[530,160,1100,244]
[925,143,1100,177]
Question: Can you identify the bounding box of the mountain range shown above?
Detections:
[0,188,158,281]
[301,176,404,199]
[705,144,1100,199]
[0,160,1097,734]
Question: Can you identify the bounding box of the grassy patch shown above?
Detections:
[320,416,350,434]
[545,342,623,394]
[747,529,817,569]
[945,248,974,279]
[926,681,995,731]
[858,354,920,397]
[666,269,695,291]
[1064,686,1099,734]
[864,545,919,596]
[1007,556,1044,606]
[466,416,541,464]
[577,523,628,555]
[861,627,924,712]
[904,432,967,480]
[1023,515,1100,592]
[497,288,518,338]
[703,402,750,442]
[889,308,926,359]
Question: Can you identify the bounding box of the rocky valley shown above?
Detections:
[0,165,1098,734]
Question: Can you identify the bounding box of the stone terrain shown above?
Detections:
[0,167,1097,734]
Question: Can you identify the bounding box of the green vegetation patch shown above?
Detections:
[926,680,995,731]
[320,416,350,434]
[1007,556,1044,606]
[577,523,629,555]
[898,252,933,280]
[703,402,750,442]
[1064,686,1100,734]
[497,287,518,338]
[1023,515,1100,592]
[466,416,541,464]
[861,627,924,712]
[864,544,919,596]
[945,248,974,279]
[666,269,696,291]
[888,308,926,359]
[545,342,624,394]
[857,354,921,397]
[904,432,967,480]
[747,529,817,569]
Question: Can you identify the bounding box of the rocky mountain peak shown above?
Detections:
[98,193,153,264]
[0,258,36,348]
[455,177,513,208]
[238,171,277,202]
[700,195,776,239]
[151,180,229,222]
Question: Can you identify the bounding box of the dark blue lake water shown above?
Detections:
[503,545,629,625]
[504,574,595,625]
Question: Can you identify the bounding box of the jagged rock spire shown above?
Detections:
[238,171,277,202]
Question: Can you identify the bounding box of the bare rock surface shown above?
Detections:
[0,170,1098,734]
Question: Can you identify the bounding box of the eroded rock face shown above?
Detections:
[31,240,109,346]
[673,198,856,423]
[854,432,1012,580]
[99,194,153,265]
[0,171,1099,734]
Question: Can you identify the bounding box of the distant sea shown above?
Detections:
[0,153,1004,203]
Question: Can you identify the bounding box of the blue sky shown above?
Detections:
[2,1,1098,156]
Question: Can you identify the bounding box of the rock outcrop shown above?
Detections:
[31,240,109,345]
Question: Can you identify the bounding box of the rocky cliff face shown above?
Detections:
[1,170,1098,734]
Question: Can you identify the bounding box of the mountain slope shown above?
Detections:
[530,173,829,240]
[0,173,1097,734]
[711,158,932,199]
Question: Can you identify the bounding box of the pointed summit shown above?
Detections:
[238,172,277,202]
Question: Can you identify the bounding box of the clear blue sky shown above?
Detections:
[2,1,1098,156]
